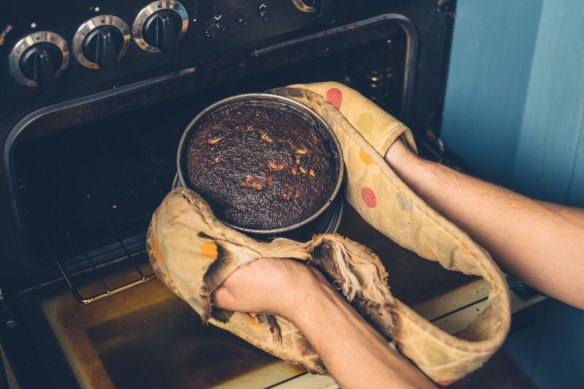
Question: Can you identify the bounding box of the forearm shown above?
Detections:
[386,141,584,309]
[287,276,434,389]
[214,259,434,388]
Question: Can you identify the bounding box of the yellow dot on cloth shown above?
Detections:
[428,347,448,365]
[356,113,374,137]
[423,248,436,259]
[200,241,218,260]
[359,149,373,165]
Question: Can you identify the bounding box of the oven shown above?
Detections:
[0,1,542,388]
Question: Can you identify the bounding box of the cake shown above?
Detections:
[182,99,340,230]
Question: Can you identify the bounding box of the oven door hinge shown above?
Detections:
[0,288,16,329]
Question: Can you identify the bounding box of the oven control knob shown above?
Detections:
[143,10,183,51]
[133,1,189,53]
[73,16,131,70]
[9,31,70,87]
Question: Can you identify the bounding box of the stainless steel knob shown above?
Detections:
[133,1,189,53]
[9,31,70,87]
[73,15,131,70]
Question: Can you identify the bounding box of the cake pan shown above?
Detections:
[176,93,344,235]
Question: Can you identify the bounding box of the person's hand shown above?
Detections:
[211,257,324,320]
[385,138,416,168]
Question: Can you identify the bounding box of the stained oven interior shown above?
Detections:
[4,15,480,389]
[15,27,411,303]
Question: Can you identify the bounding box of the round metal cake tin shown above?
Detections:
[176,93,345,235]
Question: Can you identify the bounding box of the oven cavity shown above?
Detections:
[11,25,409,304]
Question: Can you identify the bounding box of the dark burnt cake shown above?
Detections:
[182,99,340,230]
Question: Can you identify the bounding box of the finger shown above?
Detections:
[211,286,235,309]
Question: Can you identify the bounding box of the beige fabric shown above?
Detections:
[147,82,511,385]
[147,188,393,375]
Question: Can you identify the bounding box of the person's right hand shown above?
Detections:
[211,257,325,320]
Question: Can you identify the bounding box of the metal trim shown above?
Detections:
[8,31,70,87]
[72,15,131,70]
[132,0,189,53]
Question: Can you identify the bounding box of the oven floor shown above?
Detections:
[26,280,303,389]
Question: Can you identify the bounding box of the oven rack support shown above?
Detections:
[52,250,156,304]
[42,220,156,304]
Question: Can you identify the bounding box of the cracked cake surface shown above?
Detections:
[183,99,340,230]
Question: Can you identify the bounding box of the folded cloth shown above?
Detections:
[286,82,417,157]
[147,83,510,385]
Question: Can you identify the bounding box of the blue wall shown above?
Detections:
[512,0,584,206]
[442,0,584,387]
[443,0,584,205]
[442,0,543,187]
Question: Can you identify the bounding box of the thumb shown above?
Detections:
[211,285,237,311]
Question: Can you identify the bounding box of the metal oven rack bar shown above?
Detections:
[42,213,156,304]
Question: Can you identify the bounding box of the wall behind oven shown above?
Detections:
[442,0,584,388]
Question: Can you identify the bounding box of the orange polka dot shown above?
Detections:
[460,244,471,255]
[326,88,342,109]
[200,241,218,260]
[361,187,377,208]
[247,313,262,328]
[150,233,164,262]
[423,248,436,259]
[356,113,374,137]
[359,149,373,165]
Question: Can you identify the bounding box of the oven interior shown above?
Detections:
[13,30,411,303]
[6,21,480,389]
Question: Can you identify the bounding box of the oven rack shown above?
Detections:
[41,217,157,305]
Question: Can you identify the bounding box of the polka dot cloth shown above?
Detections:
[274,83,511,384]
[361,187,377,208]
[423,248,437,259]
[359,149,373,165]
[396,192,412,211]
[200,241,218,260]
[326,88,342,109]
[356,113,374,137]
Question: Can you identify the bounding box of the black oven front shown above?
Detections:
[0,1,457,388]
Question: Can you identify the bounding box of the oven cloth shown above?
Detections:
[147,82,511,385]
